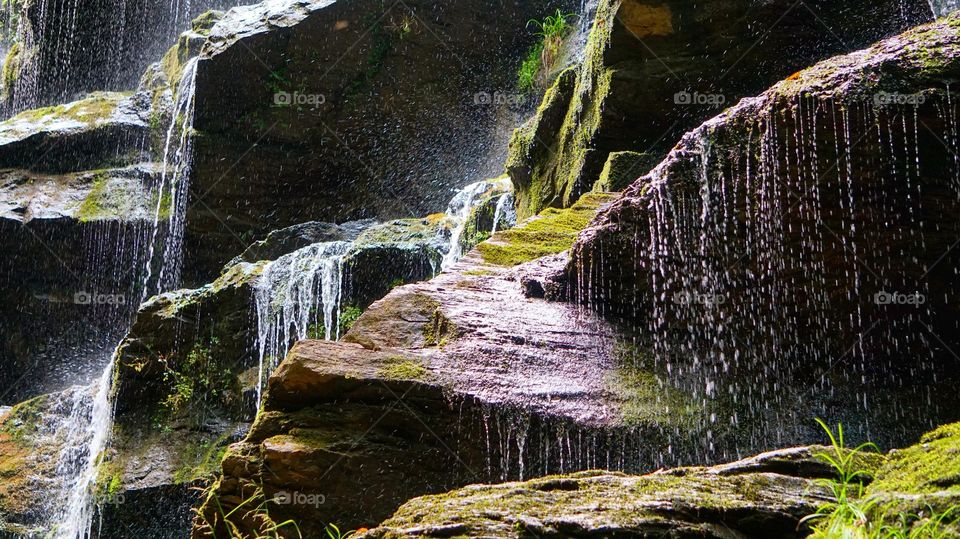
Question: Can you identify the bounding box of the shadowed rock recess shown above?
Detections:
[3,0,960,538]
[566,12,960,450]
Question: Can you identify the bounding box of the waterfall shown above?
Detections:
[254,241,352,402]
[52,354,117,539]
[440,176,513,271]
[574,93,960,450]
[491,192,517,234]
[930,0,960,17]
[142,56,199,300]
[0,0,244,117]
[35,56,202,539]
[252,178,514,400]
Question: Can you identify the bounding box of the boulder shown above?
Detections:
[507,0,932,219]
[180,0,578,281]
[193,197,730,537]
[361,422,960,538]
[224,219,377,269]
[566,13,960,450]
[360,450,837,538]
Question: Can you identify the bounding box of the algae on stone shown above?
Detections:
[477,192,618,267]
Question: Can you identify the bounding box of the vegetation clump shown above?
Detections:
[805,420,960,538]
[519,10,578,93]
[377,355,428,381]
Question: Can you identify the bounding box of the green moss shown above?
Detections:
[1,41,20,100]
[517,42,544,93]
[509,0,620,220]
[9,92,119,125]
[477,192,618,266]
[76,175,113,222]
[594,151,657,192]
[378,356,428,381]
[345,11,393,95]
[423,308,457,347]
[868,423,960,496]
[191,9,223,35]
[605,347,700,428]
[172,431,234,484]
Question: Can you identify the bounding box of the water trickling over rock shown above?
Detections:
[440,176,514,271]
[569,14,960,451]
[254,240,353,400]
[253,179,515,401]
[930,0,960,17]
[30,54,202,539]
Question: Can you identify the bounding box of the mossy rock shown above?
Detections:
[477,192,618,267]
[594,151,659,193]
[867,423,960,510]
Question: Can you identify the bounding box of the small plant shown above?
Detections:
[325,524,364,539]
[518,10,578,93]
[387,12,418,39]
[338,306,364,336]
[803,420,960,538]
[194,485,301,539]
[802,419,881,537]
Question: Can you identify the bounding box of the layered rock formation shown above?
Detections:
[565,11,960,450]
[0,0,240,116]
[192,195,723,537]
[0,87,166,403]
[361,423,960,538]
[507,0,932,219]
[180,0,577,281]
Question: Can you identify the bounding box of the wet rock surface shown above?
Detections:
[0,0,240,116]
[181,0,576,282]
[361,422,960,538]
[195,232,716,536]
[508,0,932,219]
[565,12,960,451]
[360,451,836,539]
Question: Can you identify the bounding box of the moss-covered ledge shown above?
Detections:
[358,421,960,538]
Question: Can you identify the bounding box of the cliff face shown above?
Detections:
[2,0,960,537]
[506,0,931,219]
[564,12,960,449]
[180,0,577,281]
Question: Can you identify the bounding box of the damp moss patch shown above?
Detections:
[477,192,619,267]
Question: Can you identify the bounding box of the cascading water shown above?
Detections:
[491,192,517,234]
[50,353,116,539]
[440,176,513,271]
[254,241,352,402]
[0,0,242,118]
[930,0,960,17]
[253,178,515,400]
[573,91,960,453]
[142,56,199,301]
[34,56,202,539]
